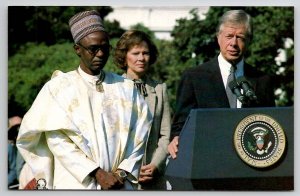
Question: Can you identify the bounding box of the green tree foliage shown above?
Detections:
[171,6,294,106]
[153,39,185,112]
[172,9,217,65]
[8,6,294,114]
[130,23,156,39]
[104,20,126,39]
[8,6,122,56]
[8,43,77,111]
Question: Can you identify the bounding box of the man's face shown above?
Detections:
[75,31,110,75]
[217,24,248,65]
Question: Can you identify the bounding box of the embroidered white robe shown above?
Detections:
[16,69,152,189]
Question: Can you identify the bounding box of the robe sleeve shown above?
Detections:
[16,72,95,189]
[117,89,153,183]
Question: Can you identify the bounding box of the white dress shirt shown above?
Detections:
[218,54,244,108]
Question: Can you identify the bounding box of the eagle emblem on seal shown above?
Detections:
[234,114,286,168]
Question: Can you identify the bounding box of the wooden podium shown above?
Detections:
[165,107,293,190]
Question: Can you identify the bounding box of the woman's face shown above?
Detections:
[126,41,150,78]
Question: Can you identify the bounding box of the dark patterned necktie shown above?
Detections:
[226,65,237,108]
[133,79,147,97]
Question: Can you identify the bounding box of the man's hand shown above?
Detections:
[94,168,124,190]
[138,163,157,183]
[168,136,179,159]
[114,169,127,184]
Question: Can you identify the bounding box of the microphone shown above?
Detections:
[236,76,257,101]
[228,80,246,104]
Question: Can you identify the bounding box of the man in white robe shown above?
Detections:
[16,10,152,190]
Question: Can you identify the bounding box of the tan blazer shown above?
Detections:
[142,76,171,174]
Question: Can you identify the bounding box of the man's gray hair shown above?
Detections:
[217,9,252,39]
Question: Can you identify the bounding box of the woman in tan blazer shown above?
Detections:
[114,30,171,190]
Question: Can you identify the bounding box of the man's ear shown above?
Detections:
[74,44,81,57]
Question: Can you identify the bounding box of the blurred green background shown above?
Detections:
[8,6,294,117]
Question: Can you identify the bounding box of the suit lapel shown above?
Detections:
[207,57,230,107]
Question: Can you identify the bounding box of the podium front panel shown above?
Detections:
[165,107,293,190]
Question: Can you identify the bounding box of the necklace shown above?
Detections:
[96,70,105,92]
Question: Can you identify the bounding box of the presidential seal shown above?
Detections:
[233,114,286,168]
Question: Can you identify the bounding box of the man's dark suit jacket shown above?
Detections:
[171,57,275,139]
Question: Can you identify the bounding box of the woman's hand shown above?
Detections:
[138,163,157,183]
